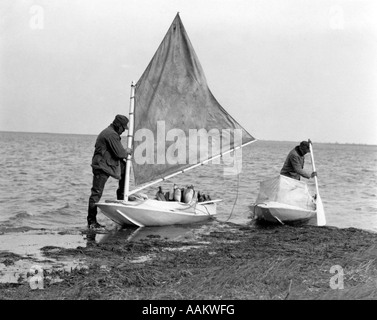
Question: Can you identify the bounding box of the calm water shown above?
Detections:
[1,131,376,233]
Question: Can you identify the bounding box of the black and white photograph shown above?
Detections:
[0,0,376,304]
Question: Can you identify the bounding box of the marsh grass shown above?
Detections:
[1,223,376,300]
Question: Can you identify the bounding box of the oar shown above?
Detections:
[308,139,326,226]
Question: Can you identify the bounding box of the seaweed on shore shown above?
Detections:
[0,223,376,300]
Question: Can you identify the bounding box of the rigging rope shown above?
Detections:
[224,158,241,222]
[218,150,242,223]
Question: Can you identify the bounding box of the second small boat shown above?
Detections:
[252,175,317,225]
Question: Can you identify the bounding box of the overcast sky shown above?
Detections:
[1,0,376,144]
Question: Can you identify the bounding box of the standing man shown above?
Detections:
[87,114,132,230]
[280,141,317,180]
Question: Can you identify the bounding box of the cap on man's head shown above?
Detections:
[113,114,129,128]
[300,141,310,149]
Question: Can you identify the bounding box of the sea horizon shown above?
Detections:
[1,130,375,147]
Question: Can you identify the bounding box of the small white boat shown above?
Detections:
[253,201,316,225]
[97,199,219,227]
[253,175,318,225]
[96,14,255,227]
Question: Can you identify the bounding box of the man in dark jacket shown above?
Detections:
[87,114,132,229]
[280,141,317,180]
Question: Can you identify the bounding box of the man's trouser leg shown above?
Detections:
[87,169,109,225]
[117,161,126,200]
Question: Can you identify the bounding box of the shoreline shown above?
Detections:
[0,220,376,300]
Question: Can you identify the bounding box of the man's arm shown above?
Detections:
[107,133,131,160]
[290,154,311,179]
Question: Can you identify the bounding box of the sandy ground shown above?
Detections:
[0,220,376,301]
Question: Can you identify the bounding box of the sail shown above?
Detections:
[132,13,255,186]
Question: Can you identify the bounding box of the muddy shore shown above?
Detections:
[0,220,376,301]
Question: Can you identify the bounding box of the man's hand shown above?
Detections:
[122,148,133,162]
[311,171,317,178]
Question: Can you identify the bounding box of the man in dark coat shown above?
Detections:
[87,114,132,229]
[280,141,317,180]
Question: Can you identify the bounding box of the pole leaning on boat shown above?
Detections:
[308,139,326,226]
[124,81,136,201]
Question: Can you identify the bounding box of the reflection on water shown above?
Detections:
[91,222,216,245]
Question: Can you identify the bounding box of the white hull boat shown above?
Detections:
[252,175,319,225]
[253,201,316,225]
[97,199,219,227]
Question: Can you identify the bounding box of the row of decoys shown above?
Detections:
[155,184,212,204]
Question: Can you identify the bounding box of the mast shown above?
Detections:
[124,81,135,201]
